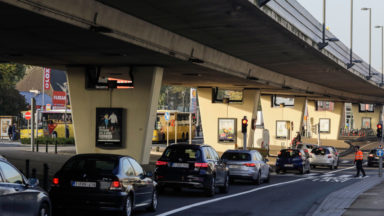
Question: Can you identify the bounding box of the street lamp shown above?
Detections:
[347,0,362,69]
[375,25,384,86]
[362,7,372,80]
[317,0,339,50]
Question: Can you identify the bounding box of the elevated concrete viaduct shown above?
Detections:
[0,0,383,162]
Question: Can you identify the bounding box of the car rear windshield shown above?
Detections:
[162,146,201,161]
[296,144,303,149]
[62,156,119,175]
[370,149,377,154]
[221,152,251,161]
[278,150,300,158]
[311,148,330,155]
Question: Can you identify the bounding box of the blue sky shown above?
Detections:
[296,0,384,72]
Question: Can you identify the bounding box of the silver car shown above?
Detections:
[221,150,270,185]
[309,146,339,170]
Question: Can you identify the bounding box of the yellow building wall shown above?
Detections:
[351,104,381,129]
[307,101,343,140]
[198,88,258,153]
[261,96,305,149]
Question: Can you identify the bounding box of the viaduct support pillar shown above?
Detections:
[67,66,163,164]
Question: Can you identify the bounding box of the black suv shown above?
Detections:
[49,154,157,216]
[155,144,229,196]
[0,157,51,216]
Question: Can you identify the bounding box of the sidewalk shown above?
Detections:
[343,179,384,216]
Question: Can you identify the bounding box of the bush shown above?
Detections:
[20,137,75,145]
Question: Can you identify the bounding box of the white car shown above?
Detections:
[309,146,339,170]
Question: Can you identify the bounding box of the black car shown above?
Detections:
[155,144,229,196]
[368,149,383,167]
[49,154,157,216]
[0,157,51,216]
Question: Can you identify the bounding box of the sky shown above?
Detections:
[296,0,384,72]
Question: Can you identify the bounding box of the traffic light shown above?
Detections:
[242,116,248,133]
[377,123,383,138]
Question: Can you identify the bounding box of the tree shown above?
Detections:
[0,63,27,115]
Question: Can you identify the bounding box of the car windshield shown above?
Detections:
[311,148,330,155]
[222,152,251,161]
[62,156,119,175]
[278,150,300,158]
[162,146,201,161]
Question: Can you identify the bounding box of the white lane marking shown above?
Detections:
[157,167,355,216]
[341,160,350,164]
[328,166,354,174]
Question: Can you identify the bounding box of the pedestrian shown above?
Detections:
[7,124,12,140]
[11,123,17,141]
[354,146,366,177]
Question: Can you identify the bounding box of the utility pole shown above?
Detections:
[31,98,35,152]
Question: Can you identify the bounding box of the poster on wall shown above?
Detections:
[96,108,123,148]
[362,117,371,129]
[276,120,289,139]
[319,118,330,133]
[218,118,237,142]
[1,118,12,138]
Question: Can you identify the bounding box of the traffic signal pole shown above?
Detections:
[242,116,248,150]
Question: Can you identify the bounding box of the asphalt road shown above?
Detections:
[0,142,381,216]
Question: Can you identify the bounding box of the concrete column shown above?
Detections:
[67,66,163,164]
[197,88,260,153]
[260,96,305,154]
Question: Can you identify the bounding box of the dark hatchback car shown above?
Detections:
[368,149,383,167]
[275,149,310,174]
[155,144,229,196]
[0,157,51,216]
[49,154,157,216]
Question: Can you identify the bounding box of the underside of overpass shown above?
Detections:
[0,0,383,103]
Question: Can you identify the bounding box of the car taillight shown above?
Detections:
[278,152,281,156]
[244,163,256,167]
[194,162,208,168]
[156,161,168,166]
[52,177,59,185]
[304,149,309,153]
[110,181,122,190]
[328,154,332,158]
[369,154,374,157]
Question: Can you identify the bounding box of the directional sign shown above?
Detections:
[164,112,170,121]
[377,149,384,157]
[25,111,31,120]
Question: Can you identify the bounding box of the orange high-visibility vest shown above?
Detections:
[355,150,363,160]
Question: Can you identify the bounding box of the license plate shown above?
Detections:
[172,163,189,168]
[229,165,241,169]
[71,181,97,188]
[284,164,293,167]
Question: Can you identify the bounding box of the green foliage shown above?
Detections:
[158,85,191,111]
[0,63,26,88]
[20,137,75,145]
[0,63,27,115]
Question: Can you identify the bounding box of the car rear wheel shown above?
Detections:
[275,168,280,174]
[123,196,132,216]
[254,171,262,185]
[299,167,304,174]
[205,176,216,197]
[147,190,158,212]
[264,171,270,183]
[39,202,50,216]
[219,174,229,193]
[330,164,334,170]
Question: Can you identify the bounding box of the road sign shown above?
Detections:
[377,149,384,157]
[25,111,31,120]
[165,112,170,121]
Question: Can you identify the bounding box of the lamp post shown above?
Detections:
[317,0,339,50]
[362,7,372,79]
[375,25,384,86]
[347,0,362,69]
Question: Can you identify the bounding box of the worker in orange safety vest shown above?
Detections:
[354,146,366,177]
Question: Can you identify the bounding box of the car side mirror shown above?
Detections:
[27,178,39,188]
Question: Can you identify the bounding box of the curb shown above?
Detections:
[307,176,384,216]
